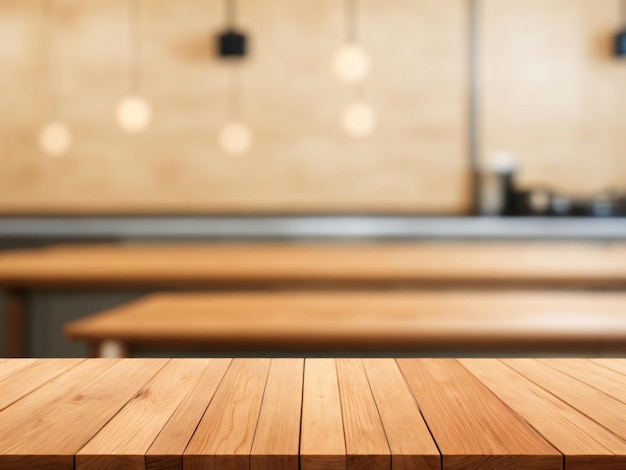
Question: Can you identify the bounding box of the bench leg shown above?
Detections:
[97,340,129,358]
[5,289,27,358]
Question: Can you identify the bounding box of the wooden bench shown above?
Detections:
[5,242,626,357]
[0,358,624,469]
[64,291,626,356]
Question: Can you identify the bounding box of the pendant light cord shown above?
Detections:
[44,0,60,119]
[128,0,141,95]
[345,0,357,44]
[225,0,235,30]
[229,66,241,120]
[225,0,241,121]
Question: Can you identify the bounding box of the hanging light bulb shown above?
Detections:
[219,121,252,155]
[219,68,253,155]
[333,44,370,83]
[116,95,152,133]
[218,1,252,155]
[343,101,376,137]
[39,0,71,156]
[39,121,71,156]
[118,0,151,133]
[334,0,370,82]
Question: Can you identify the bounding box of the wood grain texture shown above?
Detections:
[250,359,304,470]
[184,358,271,470]
[300,359,346,470]
[0,359,36,378]
[362,359,440,470]
[396,358,562,470]
[590,358,626,376]
[4,243,626,289]
[461,358,626,470]
[65,290,626,354]
[503,359,626,441]
[0,359,166,470]
[1,358,626,469]
[0,359,83,412]
[537,358,626,404]
[76,359,212,470]
[336,359,389,470]
[146,359,232,470]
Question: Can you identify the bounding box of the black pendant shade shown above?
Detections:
[218,29,247,58]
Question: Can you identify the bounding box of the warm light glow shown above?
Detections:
[116,96,152,133]
[490,150,517,173]
[219,121,252,155]
[333,44,370,83]
[343,101,376,137]
[39,121,71,156]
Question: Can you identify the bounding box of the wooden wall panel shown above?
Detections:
[480,0,626,197]
[0,0,470,214]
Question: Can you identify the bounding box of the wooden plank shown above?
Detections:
[0,359,37,383]
[250,359,304,470]
[300,359,346,470]
[538,359,626,404]
[461,358,626,470]
[590,358,626,376]
[396,358,561,470]
[0,359,83,411]
[336,359,389,470]
[184,358,271,470]
[146,359,231,470]
[76,359,213,470]
[503,359,626,441]
[362,359,439,470]
[0,359,166,469]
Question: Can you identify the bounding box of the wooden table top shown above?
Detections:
[1,242,626,288]
[0,358,625,470]
[65,292,626,353]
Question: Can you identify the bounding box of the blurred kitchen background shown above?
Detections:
[1,0,626,357]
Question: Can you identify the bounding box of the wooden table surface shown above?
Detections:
[65,292,626,354]
[0,358,625,470]
[7,242,626,358]
[1,242,626,288]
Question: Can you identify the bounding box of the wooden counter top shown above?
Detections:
[1,242,626,288]
[6,241,626,358]
[0,358,624,469]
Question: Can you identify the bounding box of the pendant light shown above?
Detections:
[343,98,376,137]
[218,0,252,155]
[116,0,152,133]
[335,0,376,138]
[39,0,71,156]
[219,66,252,155]
[333,0,370,83]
